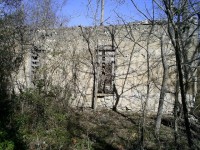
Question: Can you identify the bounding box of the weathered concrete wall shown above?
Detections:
[16,22,198,113]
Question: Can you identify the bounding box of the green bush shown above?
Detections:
[0,130,14,150]
[14,86,73,149]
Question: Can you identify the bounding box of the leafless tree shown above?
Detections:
[79,26,99,109]
[153,0,200,148]
[155,35,169,133]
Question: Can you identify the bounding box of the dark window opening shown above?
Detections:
[97,45,115,94]
[31,46,44,80]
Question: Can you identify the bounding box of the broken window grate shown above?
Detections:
[96,45,115,94]
[30,46,44,81]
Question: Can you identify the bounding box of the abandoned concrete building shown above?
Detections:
[15,19,199,113]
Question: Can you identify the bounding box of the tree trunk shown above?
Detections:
[174,39,193,148]
[174,76,180,150]
[100,0,104,26]
[113,83,120,111]
[155,36,169,133]
[92,59,98,110]
[163,1,194,147]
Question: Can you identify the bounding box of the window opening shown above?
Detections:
[30,46,44,81]
[97,45,115,94]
